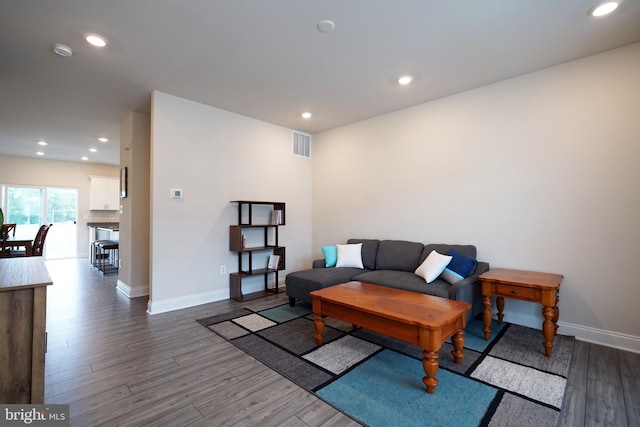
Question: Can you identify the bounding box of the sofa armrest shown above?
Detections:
[448,261,490,300]
[312,259,326,268]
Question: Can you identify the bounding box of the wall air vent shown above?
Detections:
[292,131,311,158]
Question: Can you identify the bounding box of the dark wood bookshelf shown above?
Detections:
[229,201,286,302]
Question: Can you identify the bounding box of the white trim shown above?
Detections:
[557,321,640,354]
[496,309,640,354]
[144,280,285,315]
[117,279,149,298]
[146,288,229,315]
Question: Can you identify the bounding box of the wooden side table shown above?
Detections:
[479,268,563,357]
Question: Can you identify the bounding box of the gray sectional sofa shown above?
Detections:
[285,239,490,321]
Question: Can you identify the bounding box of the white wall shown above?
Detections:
[0,154,120,257]
[312,43,640,351]
[118,111,151,298]
[149,91,312,314]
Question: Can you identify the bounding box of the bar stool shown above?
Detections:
[95,240,119,274]
[91,239,112,268]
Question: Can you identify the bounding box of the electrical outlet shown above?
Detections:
[220,265,227,275]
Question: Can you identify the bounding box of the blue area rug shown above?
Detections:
[198,301,574,427]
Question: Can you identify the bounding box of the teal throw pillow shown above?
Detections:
[322,245,338,268]
[440,268,464,284]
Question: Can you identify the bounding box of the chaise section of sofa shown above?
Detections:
[285,238,489,321]
[284,239,379,304]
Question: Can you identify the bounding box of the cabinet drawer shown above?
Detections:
[494,284,536,301]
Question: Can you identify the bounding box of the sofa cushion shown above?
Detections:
[286,267,366,290]
[336,243,364,269]
[375,240,424,272]
[347,239,380,270]
[415,250,452,283]
[420,244,477,264]
[321,245,337,267]
[352,270,450,299]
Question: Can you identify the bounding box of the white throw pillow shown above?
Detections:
[335,243,364,269]
[415,250,452,283]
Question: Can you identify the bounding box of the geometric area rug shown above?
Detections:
[197,301,575,427]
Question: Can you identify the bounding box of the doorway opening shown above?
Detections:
[1,185,78,259]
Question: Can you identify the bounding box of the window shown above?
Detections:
[1,185,78,259]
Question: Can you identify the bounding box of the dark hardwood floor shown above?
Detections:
[43,259,639,426]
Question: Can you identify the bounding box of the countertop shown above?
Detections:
[0,257,53,291]
[87,222,119,229]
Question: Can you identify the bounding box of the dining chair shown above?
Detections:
[2,223,17,238]
[7,224,52,257]
[30,224,52,257]
[0,223,16,257]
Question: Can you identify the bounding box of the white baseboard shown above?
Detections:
[117,279,149,298]
[556,321,640,354]
[144,280,285,315]
[147,288,229,315]
[498,309,640,354]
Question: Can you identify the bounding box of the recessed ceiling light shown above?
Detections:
[85,34,107,47]
[317,20,336,33]
[81,156,89,161]
[36,151,45,156]
[98,137,109,143]
[37,140,48,146]
[89,148,98,153]
[52,43,73,57]
[301,112,312,119]
[589,1,621,17]
[398,75,414,85]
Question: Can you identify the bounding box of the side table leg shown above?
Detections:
[553,294,560,336]
[314,314,325,346]
[497,296,505,324]
[482,296,492,340]
[422,350,439,394]
[542,305,555,357]
[451,329,465,364]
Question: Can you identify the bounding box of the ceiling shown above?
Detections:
[2,1,639,166]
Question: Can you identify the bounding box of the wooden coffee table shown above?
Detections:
[310,281,471,394]
[479,268,563,357]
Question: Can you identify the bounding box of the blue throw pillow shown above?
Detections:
[322,245,338,268]
[446,249,477,278]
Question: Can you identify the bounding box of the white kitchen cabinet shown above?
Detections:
[90,177,120,210]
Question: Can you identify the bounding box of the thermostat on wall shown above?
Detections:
[170,188,183,199]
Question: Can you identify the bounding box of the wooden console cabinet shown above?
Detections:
[0,257,53,403]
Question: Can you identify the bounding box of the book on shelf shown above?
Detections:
[270,209,283,225]
[267,254,281,270]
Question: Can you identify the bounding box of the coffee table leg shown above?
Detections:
[314,314,325,346]
[482,296,492,340]
[451,329,465,363]
[422,350,439,394]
